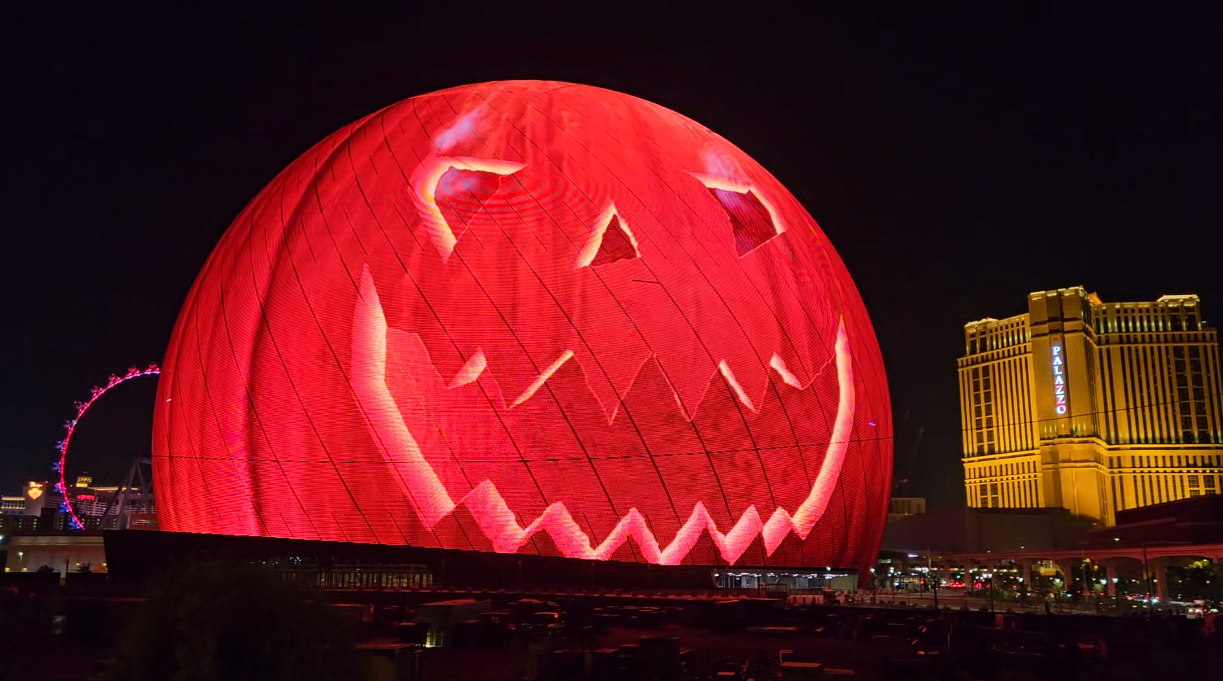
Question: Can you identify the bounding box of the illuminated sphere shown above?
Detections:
[153,81,891,569]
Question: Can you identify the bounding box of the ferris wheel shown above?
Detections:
[53,364,160,530]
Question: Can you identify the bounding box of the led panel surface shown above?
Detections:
[153,81,891,569]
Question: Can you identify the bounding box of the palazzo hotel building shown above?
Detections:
[959,287,1223,525]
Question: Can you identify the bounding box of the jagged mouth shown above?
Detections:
[349,267,855,565]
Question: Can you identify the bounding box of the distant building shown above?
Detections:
[887,497,926,523]
[0,471,157,542]
[3,534,106,573]
[59,468,156,524]
[1,495,24,516]
[960,287,1223,525]
[1084,494,1223,549]
[69,485,155,520]
[23,481,56,517]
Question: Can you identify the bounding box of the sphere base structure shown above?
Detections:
[103,529,854,592]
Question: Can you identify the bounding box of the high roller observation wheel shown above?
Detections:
[54,364,160,530]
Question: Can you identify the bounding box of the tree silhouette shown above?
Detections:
[104,558,362,681]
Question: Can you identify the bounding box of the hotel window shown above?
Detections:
[1207,476,1218,494]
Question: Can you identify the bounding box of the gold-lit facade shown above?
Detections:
[959,287,1223,525]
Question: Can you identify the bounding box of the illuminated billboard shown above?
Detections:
[24,481,46,517]
[153,81,891,569]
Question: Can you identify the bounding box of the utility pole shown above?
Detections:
[1142,545,1152,618]
[928,549,939,611]
[987,571,994,614]
[1082,560,1093,613]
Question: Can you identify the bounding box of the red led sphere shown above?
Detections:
[153,81,891,569]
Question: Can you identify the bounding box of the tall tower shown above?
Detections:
[1027,288,1109,521]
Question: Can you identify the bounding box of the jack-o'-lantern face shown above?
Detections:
[153,81,891,569]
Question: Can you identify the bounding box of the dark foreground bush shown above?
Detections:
[104,558,361,681]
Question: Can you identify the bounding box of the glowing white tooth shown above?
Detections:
[672,390,688,419]
[718,360,757,413]
[769,353,802,389]
[449,349,487,388]
[511,351,575,407]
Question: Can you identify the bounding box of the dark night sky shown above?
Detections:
[2,4,1220,506]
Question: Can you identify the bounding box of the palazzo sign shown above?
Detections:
[1052,344,1067,415]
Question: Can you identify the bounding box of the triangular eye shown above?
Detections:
[709,188,776,256]
[688,172,785,256]
[590,215,638,266]
[576,203,640,268]
[436,167,506,229]
[412,156,525,262]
